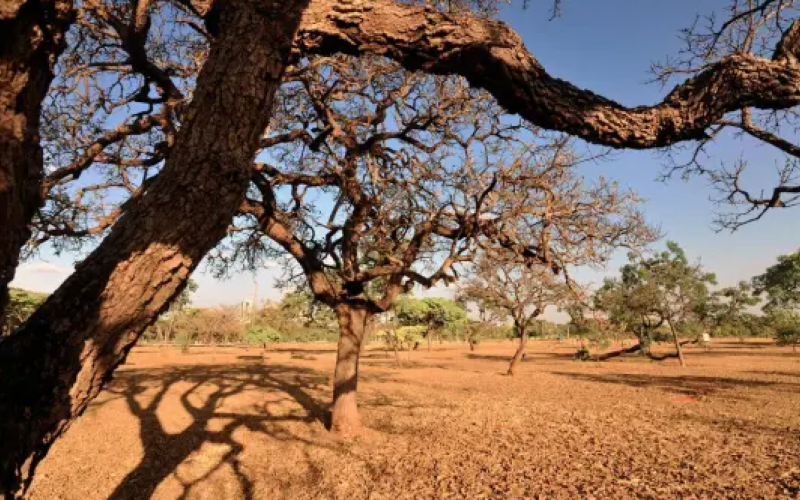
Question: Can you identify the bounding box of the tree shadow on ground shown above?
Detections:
[101,363,334,500]
[552,371,799,398]
[679,349,800,358]
[269,348,336,355]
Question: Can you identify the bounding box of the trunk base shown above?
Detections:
[330,394,362,436]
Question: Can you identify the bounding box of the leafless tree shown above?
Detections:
[202,54,654,434]
[459,254,573,376]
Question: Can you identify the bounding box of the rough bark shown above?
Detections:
[0,0,73,326]
[0,1,307,496]
[331,302,370,436]
[295,0,800,150]
[507,328,528,376]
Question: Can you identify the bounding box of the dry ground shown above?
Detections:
[29,339,800,499]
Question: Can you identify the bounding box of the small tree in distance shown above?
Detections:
[393,297,467,350]
[754,250,800,351]
[460,253,572,376]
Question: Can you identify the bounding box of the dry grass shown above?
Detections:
[29,339,800,499]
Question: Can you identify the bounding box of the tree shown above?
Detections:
[208,52,651,435]
[1,289,48,336]
[460,254,571,375]
[754,250,800,349]
[594,242,717,365]
[754,250,800,312]
[394,297,467,350]
[653,0,800,229]
[769,308,800,351]
[374,324,427,366]
[710,281,760,339]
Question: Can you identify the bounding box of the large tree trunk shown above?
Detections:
[0,1,307,496]
[330,302,370,436]
[507,328,528,376]
[0,0,73,326]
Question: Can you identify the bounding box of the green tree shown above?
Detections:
[2,289,48,335]
[394,297,467,350]
[767,309,800,351]
[594,242,716,365]
[711,281,760,340]
[754,250,800,312]
[245,325,282,348]
[753,252,800,349]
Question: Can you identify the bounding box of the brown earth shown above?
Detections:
[28,339,800,499]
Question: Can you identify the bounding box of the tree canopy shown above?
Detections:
[754,250,800,312]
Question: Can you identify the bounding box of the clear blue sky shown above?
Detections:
[12,1,800,311]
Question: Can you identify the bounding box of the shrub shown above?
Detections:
[574,346,591,361]
[245,326,282,346]
[176,331,194,353]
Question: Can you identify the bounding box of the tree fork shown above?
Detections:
[0,0,307,495]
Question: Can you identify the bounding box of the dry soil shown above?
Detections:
[28,339,800,499]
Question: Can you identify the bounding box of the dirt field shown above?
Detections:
[28,339,800,499]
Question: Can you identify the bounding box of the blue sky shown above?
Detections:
[12,1,800,315]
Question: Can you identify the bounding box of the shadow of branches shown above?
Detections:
[552,371,799,399]
[101,363,332,500]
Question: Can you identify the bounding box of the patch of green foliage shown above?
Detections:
[245,325,282,345]
[3,288,48,334]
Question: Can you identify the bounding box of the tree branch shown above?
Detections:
[296,0,800,149]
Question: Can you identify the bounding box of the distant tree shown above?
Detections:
[594,242,716,365]
[279,290,337,329]
[710,281,761,340]
[459,253,571,375]
[374,324,427,366]
[753,251,800,348]
[768,309,800,352]
[153,278,198,343]
[244,325,283,349]
[754,250,800,312]
[394,297,467,350]
[2,289,48,335]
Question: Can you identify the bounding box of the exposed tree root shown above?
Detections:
[590,339,698,362]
